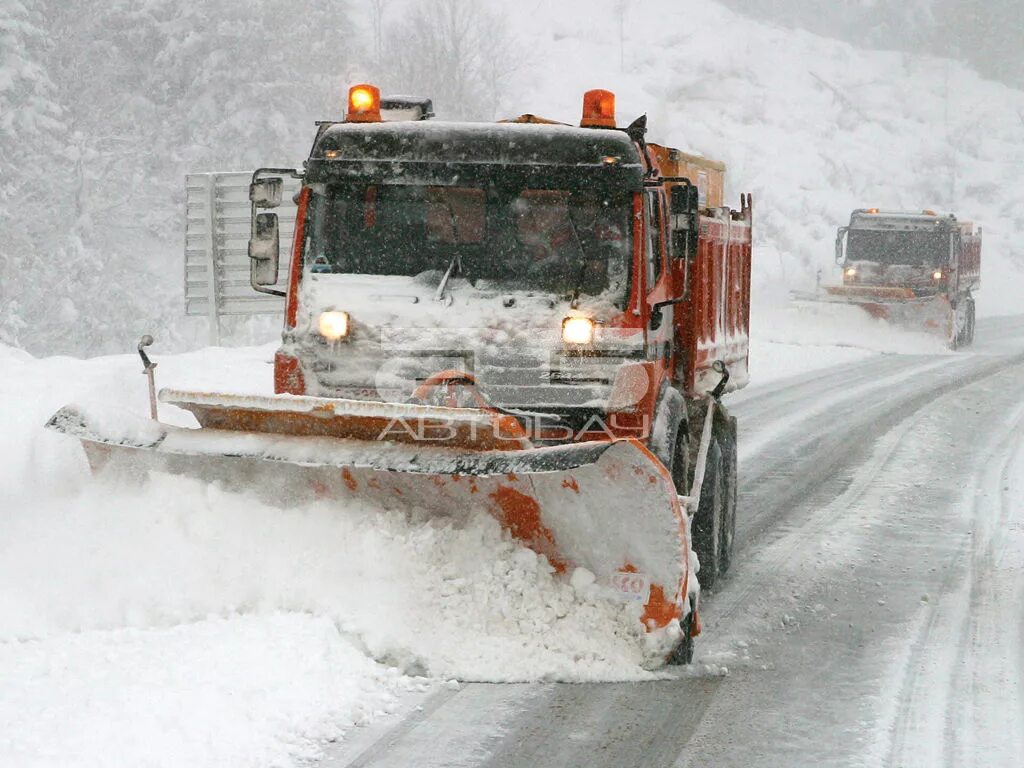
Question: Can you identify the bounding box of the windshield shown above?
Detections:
[304,184,632,301]
[846,228,949,266]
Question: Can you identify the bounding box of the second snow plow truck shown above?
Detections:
[806,208,981,347]
[47,85,753,665]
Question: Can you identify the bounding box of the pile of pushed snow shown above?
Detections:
[0,342,661,767]
[0,474,658,682]
[755,301,952,355]
[0,614,421,768]
[746,300,951,385]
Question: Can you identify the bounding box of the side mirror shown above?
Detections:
[670,184,699,260]
[249,212,280,286]
[670,184,699,217]
[250,178,283,208]
[835,226,848,264]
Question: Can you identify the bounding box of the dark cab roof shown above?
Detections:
[306,121,644,190]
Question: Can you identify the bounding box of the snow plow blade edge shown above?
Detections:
[46,400,691,634]
[791,288,954,341]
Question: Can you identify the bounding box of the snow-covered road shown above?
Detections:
[3,317,1022,767]
[318,315,1024,768]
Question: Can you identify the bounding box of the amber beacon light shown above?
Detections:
[581,89,616,128]
[346,84,382,123]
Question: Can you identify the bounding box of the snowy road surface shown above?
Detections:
[318,315,1024,768]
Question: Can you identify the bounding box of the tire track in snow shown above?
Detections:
[727,354,914,423]
[735,356,953,464]
[710,378,937,629]
[881,397,1024,768]
[730,349,1020,559]
[680,349,1024,768]
[945,425,1024,767]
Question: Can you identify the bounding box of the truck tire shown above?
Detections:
[949,299,962,350]
[692,439,723,590]
[652,388,689,496]
[666,597,696,665]
[719,419,738,575]
[670,427,691,497]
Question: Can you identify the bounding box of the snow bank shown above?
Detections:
[752,302,950,357]
[746,300,950,385]
[0,473,658,682]
[0,614,420,768]
[0,342,661,767]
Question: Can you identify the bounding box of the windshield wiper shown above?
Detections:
[434,253,461,302]
[565,208,589,308]
[435,193,464,303]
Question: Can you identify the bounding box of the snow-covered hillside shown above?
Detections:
[434,0,1024,315]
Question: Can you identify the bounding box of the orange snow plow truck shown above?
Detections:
[818,209,981,347]
[47,86,753,664]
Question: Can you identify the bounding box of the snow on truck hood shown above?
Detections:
[291,273,644,407]
[297,272,630,335]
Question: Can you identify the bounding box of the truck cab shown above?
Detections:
[249,86,752,452]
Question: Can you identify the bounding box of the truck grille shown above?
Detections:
[307,347,632,409]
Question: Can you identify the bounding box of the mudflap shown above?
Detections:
[46,404,691,635]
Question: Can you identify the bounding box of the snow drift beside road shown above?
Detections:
[0,342,665,767]
[0,614,421,768]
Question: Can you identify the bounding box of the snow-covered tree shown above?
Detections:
[3,0,358,356]
[377,0,519,121]
[0,1,68,347]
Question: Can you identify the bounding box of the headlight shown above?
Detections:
[932,270,943,280]
[318,310,350,341]
[562,316,595,345]
[844,267,857,278]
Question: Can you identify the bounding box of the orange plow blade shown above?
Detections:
[46,391,693,637]
[794,286,954,342]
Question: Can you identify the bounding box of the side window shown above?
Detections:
[644,191,663,289]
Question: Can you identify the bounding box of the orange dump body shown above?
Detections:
[648,144,726,208]
[647,144,752,396]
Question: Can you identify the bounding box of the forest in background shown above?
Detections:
[0,0,517,355]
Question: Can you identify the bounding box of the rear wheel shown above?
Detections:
[692,439,724,589]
